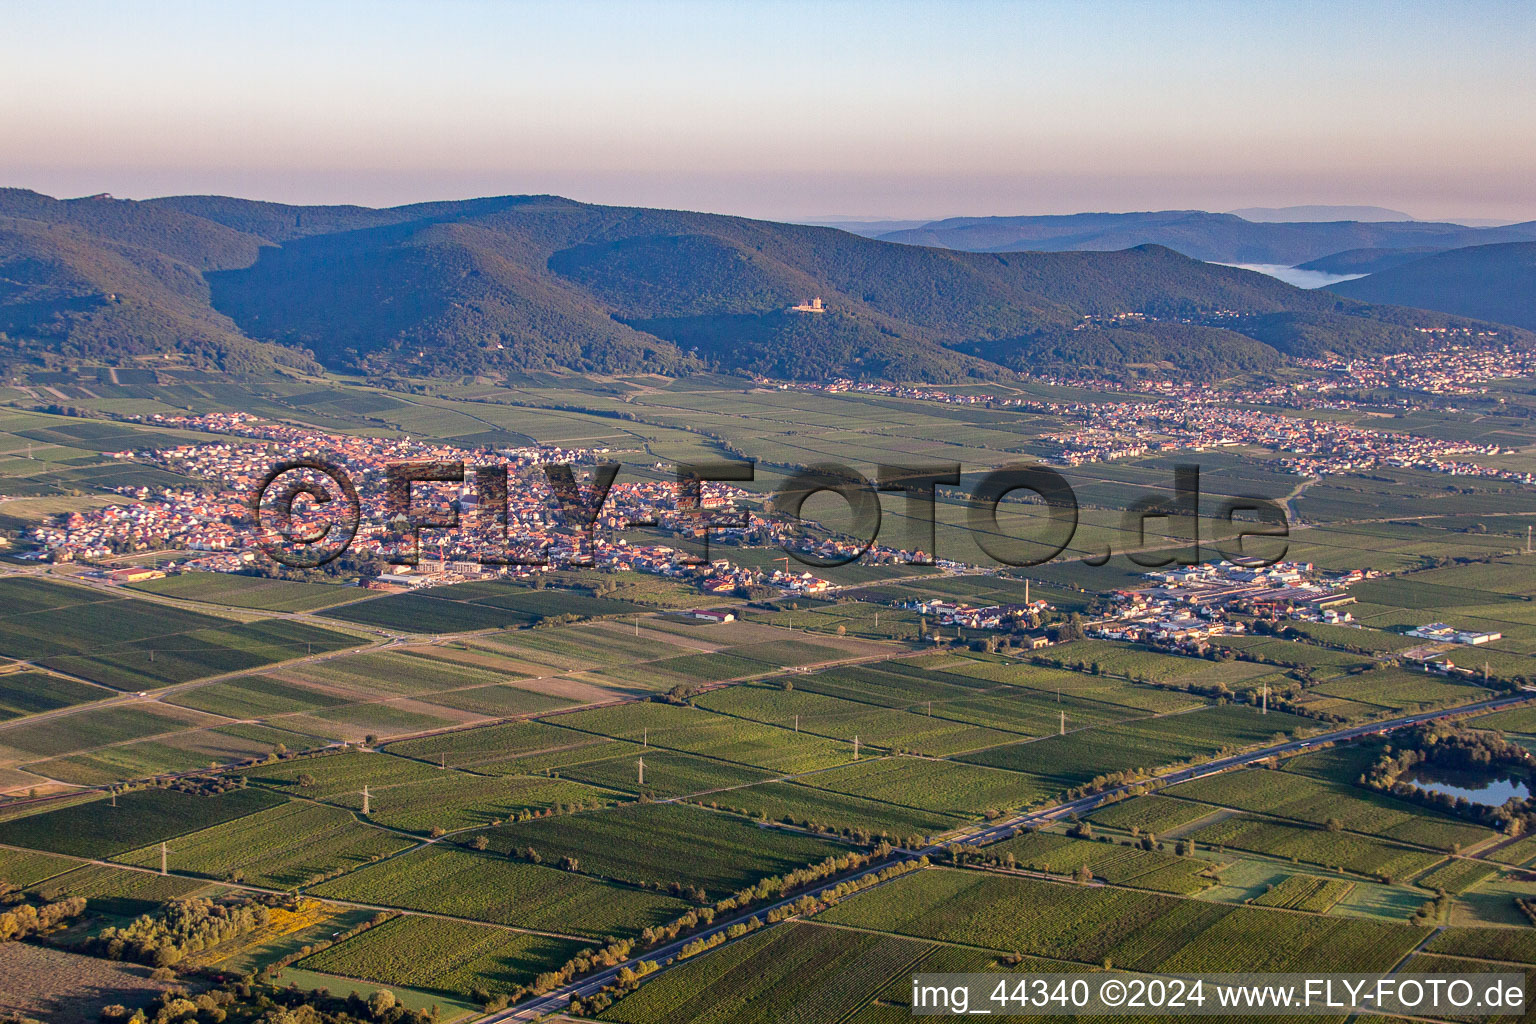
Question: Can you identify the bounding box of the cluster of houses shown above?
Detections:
[1089,560,1371,647]
[25,415,890,604]
[899,594,1053,631]
[1041,396,1504,471]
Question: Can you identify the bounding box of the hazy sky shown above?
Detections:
[4,0,1535,221]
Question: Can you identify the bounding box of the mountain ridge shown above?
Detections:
[0,190,1527,382]
[874,210,1536,266]
[1327,241,1536,332]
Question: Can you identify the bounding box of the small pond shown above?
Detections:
[1403,765,1531,806]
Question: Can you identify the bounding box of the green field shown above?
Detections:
[1089,794,1224,834]
[553,749,774,798]
[1166,766,1494,850]
[128,573,368,612]
[697,779,962,838]
[818,868,1428,972]
[986,830,1218,894]
[240,750,459,797]
[309,844,692,938]
[1249,874,1356,912]
[167,674,353,718]
[1189,814,1442,881]
[28,863,217,916]
[0,702,214,762]
[0,671,110,720]
[1425,925,1536,963]
[597,921,935,1024]
[554,701,855,773]
[958,705,1311,785]
[0,579,360,689]
[299,914,587,1000]
[110,799,414,888]
[0,847,80,887]
[693,682,1017,756]
[334,773,613,834]
[0,786,284,857]
[794,756,1052,816]
[1413,856,1500,894]
[475,802,849,896]
[322,583,646,633]
[386,720,627,773]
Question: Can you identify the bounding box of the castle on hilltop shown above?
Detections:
[788,297,826,313]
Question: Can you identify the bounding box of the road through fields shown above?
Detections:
[487,688,1536,1022]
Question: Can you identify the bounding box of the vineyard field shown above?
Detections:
[309,845,691,938]
[110,799,413,888]
[476,802,847,895]
[300,915,586,999]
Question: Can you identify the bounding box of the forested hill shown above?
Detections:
[0,189,1526,382]
[1328,242,1536,333]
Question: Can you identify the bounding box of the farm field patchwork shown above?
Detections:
[693,683,1019,755]
[386,720,624,772]
[697,779,963,839]
[299,914,587,1000]
[1249,874,1356,912]
[596,920,935,1024]
[0,579,361,689]
[127,573,368,612]
[110,799,414,888]
[0,671,110,721]
[475,801,850,896]
[309,844,692,938]
[795,756,1051,816]
[818,868,1429,973]
[554,701,855,773]
[1425,925,1536,964]
[321,584,646,633]
[957,705,1312,785]
[1088,794,1225,835]
[986,830,1218,894]
[553,748,774,798]
[1188,814,1442,881]
[0,786,285,857]
[1166,766,1495,850]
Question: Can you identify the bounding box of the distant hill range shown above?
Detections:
[1227,205,1418,224]
[1327,242,1536,332]
[872,210,1536,266]
[0,189,1527,383]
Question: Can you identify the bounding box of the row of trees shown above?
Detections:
[99,979,435,1024]
[0,894,85,942]
[89,896,283,967]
